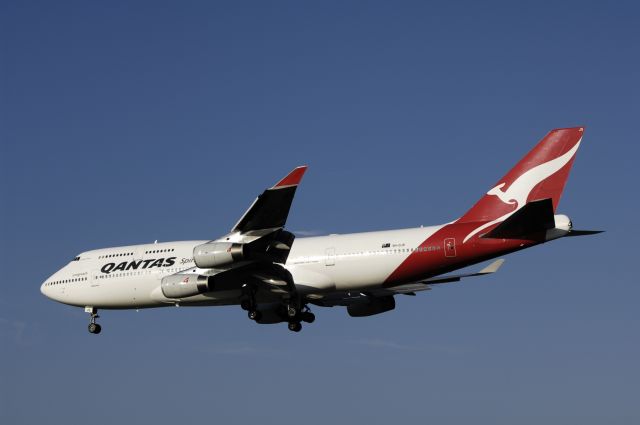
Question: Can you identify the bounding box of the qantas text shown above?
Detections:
[101,257,177,274]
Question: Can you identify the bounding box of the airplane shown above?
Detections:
[41,127,601,333]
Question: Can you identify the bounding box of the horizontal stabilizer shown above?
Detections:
[477,258,506,274]
[482,198,554,239]
[420,259,505,285]
[315,260,506,301]
[566,230,604,237]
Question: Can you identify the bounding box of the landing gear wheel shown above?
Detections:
[248,310,262,321]
[287,306,298,318]
[240,300,252,311]
[288,321,302,332]
[86,307,101,334]
[301,312,315,323]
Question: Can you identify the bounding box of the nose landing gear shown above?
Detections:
[85,307,102,334]
[88,322,101,334]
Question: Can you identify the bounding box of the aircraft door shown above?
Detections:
[91,262,104,287]
[444,238,457,258]
[325,247,335,266]
[133,247,144,262]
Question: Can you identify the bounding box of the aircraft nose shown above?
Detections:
[40,281,49,298]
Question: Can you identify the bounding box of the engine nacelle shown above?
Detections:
[161,274,210,299]
[347,296,396,317]
[193,242,244,268]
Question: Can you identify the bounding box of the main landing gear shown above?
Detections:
[247,309,262,321]
[240,291,316,332]
[288,321,302,332]
[285,304,315,333]
[85,307,102,334]
[240,286,263,322]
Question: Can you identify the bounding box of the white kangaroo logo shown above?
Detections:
[463,138,581,243]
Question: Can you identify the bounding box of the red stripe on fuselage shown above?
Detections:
[383,222,536,286]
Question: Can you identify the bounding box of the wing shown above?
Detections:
[200,166,307,266]
[185,167,308,298]
[309,259,506,306]
[232,166,307,233]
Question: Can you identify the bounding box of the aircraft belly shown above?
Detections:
[63,274,166,309]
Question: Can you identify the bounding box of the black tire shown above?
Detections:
[288,321,302,332]
[94,324,102,334]
[88,323,98,334]
[240,300,251,311]
[301,312,315,323]
[248,310,262,321]
[287,307,298,318]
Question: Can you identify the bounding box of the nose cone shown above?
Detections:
[40,280,51,299]
[41,272,62,302]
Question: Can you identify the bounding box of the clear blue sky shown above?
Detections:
[1,1,638,424]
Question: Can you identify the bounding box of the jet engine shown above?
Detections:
[347,296,396,317]
[193,242,244,268]
[160,270,245,299]
[161,274,211,298]
[193,230,296,269]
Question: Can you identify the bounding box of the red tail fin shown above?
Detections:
[459,127,584,227]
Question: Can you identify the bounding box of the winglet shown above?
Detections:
[232,166,308,233]
[478,259,505,275]
[273,166,308,188]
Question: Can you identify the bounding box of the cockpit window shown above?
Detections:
[72,256,80,261]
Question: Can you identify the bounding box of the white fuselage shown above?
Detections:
[40,226,443,309]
